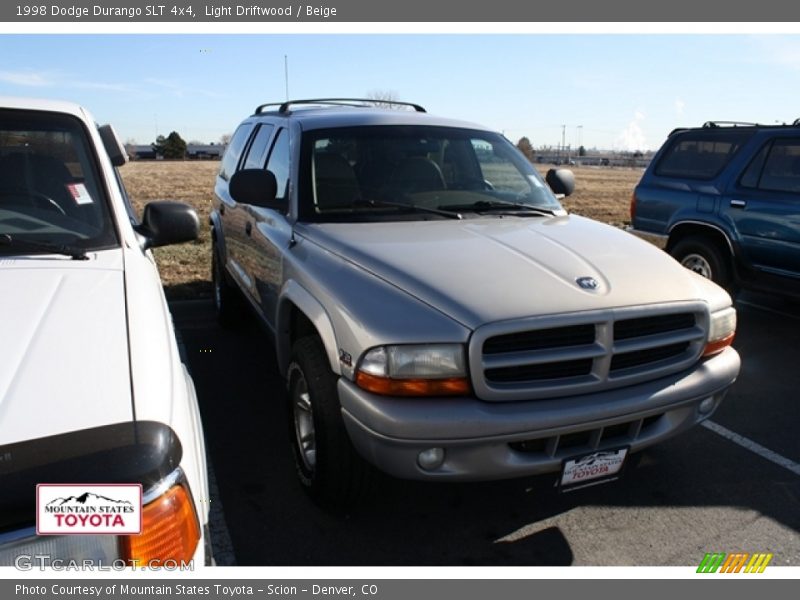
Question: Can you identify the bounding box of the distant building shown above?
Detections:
[127,143,225,160]
[186,144,224,160]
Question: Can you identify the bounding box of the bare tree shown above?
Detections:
[124,138,138,161]
[366,89,402,109]
[219,133,233,146]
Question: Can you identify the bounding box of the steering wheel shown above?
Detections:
[0,190,67,216]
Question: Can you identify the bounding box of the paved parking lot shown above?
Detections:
[172,292,800,566]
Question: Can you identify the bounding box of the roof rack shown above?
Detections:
[702,121,760,128]
[254,98,426,115]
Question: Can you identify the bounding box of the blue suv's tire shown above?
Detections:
[670,236,735,294]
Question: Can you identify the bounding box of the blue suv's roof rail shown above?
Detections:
[702,121,760,128]
[254,98,426,115]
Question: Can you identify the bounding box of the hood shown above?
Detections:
[299,215,723,329]
[0,251,132,445]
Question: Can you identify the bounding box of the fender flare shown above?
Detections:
[276,280,341,376]
[667,220,737,256]
[209,210,227,260]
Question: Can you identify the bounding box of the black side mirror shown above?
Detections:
[137,201,199,248]
[229,169,280,208]
[546,168,575,197]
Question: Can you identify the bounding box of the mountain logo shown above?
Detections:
[37,484,142,535]
[46,492,134,508]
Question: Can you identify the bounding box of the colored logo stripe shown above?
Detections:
[697,552,773,573]
[745,553,773,573]
[697,553,726,573]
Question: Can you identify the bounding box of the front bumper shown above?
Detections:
[339,347,740,481]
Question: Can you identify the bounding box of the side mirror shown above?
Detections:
[98,124,128,167]
[137,201,199,248]
[229,169,280,208]
[546,168,575,197]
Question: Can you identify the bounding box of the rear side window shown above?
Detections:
[219,123,254,181]
[740,138,800,193]
[243,124,275,169]
[266,129,290,202]
[655,130,752,180]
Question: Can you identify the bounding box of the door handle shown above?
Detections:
[245,221,252,236]
[730,199,747,208]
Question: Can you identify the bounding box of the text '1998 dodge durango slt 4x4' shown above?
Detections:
[211,99,741,507]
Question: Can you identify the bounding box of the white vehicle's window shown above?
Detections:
[0,109,117,251]
[305,126,562,220]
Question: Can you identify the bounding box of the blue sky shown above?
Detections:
[2,34,800,151]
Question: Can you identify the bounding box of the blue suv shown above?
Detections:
[630,121,800,298]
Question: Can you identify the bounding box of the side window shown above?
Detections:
[219,123,254,181]
[739,142,771,189]
[471,138,529,194]
[266,129,290,202]
[749,138,800,194]
[655,131,751,180]
[242,124,275,170]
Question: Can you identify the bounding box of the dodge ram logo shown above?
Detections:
[576,277,599,290]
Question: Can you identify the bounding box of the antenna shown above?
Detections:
[284,55,289,102]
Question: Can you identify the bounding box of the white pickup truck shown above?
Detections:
[0,97,211,568]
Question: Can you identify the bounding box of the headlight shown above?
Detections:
[355,344,471,396]
[704,306,737,357]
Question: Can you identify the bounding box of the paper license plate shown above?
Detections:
[559,447,628,490]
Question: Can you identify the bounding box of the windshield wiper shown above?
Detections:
[353,199,463,220]
[0,234,88,260]
[439,200,557,216]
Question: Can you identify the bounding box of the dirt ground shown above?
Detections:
[119,161,643,299]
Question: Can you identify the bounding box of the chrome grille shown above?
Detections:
[470,303,708,402]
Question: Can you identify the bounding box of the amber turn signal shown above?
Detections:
[355,371,471,397]
[121,483,200,565]
[703,332,735,357]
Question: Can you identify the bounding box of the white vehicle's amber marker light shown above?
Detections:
[704,307,737,357]
[121,483,200,564]
[356,344,471,397]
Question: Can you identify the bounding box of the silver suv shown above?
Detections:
[211,99,741,507]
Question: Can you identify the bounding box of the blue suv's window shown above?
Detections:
[655,130,752,180]
[740,138,800,194]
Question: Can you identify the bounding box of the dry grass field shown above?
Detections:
[119,161,643,300]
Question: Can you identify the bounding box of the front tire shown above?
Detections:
[287,336,371,511]
[211,242,244,327]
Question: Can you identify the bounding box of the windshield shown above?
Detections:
[301,126,564,221]
[0,109,117,254]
